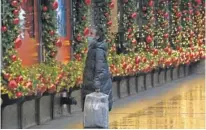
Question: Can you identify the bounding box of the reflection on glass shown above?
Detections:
[57,0,66,37]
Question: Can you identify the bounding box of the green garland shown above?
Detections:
[122,0,139,52]
[72,0,89,61]
[156,0,170,49]
[1,0,20,65]
[41,0,59,63]
[170,0,183,48]
[142,0,155,49]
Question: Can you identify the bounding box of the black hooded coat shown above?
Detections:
[82,40,113,111]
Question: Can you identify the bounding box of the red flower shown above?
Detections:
[195,0,202,4]
[148,0,154,7]
[146,35,153,43]
[13,9,19,16]
[13,18,19,25]
[52,1,58,10]
[1,26,7,32]
[109,2,114,9]
[107,21,112,26]
[43,6,48,12]
[131,12,137,19]
[56,39,62,47]
[85,0,91,5]
[84,27,90,36]
[9,80,18,89]
[11,0,18,7]
[163,33,169,39]
[14,37,22,49]
[16,92,22,98]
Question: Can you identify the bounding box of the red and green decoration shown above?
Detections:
[41,0,60,62]
[181,0,195,47]
[72,0,90,61]
[170,0,183,48]
[1,0,22,65]
[192,0,205,47]
[142,0,156,49]
[122,0,139,52]
[156,0,170,49]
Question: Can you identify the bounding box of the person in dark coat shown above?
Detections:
[82,26,113,112]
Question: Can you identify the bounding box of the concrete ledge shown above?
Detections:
[128,77,137,95]
[159,70,165,85]
[145,73,152,89]
[184,65,190,76]
[22,100,36,128]
[178,65,185,78]
[119,79,129,98]
[112,82,119,101]
[191,60,205,75]
[152,71,159,87]
[137,75,145,92]
[166,69,172,82]
[1,104,19,129]
[39,96,52,124]
[70,89,82,113]
[53,93,62,118]
[172,68,178,80]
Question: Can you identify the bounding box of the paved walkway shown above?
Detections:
[31,74,205,129]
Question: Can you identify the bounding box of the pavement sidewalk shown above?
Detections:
[30,74,204,129]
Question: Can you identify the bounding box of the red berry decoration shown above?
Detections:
[164,12,169,18]
[13,18,19,25]
[13,9,19,16]
[56,39,62,47]
[16,92,22,98]
[43,6,48,12]
[163,33,169,39]
[1,26,7,32]
[107,21,112,26]
[84,27,89,36]
[146,35,153,43]
[132,39,137,44]
[131,12,137,19]
[11,55,17,62]
[11,0,18,7]
[9,80,17,89]
[85,0,91,5]
[109,2,114,9]
[49,30,55,35]
[18,76,23,83]
[148,0,154,7]
[14,37,22,49]
[195,0,202,4]
[52,1,58,10]
[4,73,10,80]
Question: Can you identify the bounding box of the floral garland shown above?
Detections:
[181,0,194,47]
[72,0,90,61]
[41,0,59,63]
[156,0,170,49]
[1,0,21,66]
[142,0,156,49]
[170,0,183,48]
[192,0,205,47]
[122,0,139,52]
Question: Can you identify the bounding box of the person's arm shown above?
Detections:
[93,48,105,90]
